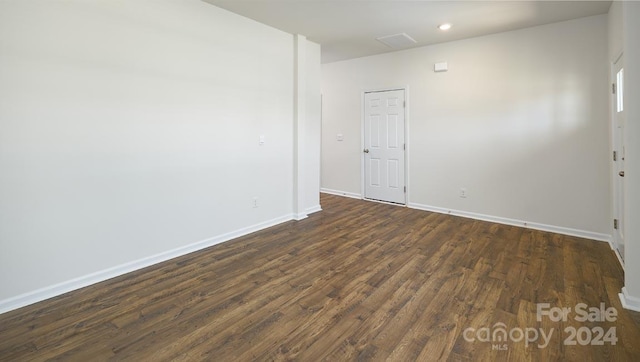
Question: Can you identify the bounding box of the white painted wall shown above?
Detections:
[322,15,610,237]
[608,1,623,61]
[293,35,307,220]
[621,1,640,310]
[0,0,297,306]
[305,41,322,213]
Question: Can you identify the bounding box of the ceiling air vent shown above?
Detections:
[376,33,417,49]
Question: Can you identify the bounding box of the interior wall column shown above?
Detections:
[293,34,307,220]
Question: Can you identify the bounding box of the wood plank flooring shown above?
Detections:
[1,194,639,361]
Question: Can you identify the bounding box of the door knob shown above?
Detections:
[619,171,625,177]
[363,149,370,153]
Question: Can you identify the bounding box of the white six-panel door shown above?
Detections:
[364,90,406,204]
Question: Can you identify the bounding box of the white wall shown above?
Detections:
[322,15,610,238]
[0,0,298,309]
[305,41,322,213]
[608,1,623,60]
[292,36,321,219]
[621,1,640,310]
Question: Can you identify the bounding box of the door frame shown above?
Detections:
[611,51,625,265]
[360,86,410,205]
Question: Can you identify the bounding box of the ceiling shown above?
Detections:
[203,0,612,63]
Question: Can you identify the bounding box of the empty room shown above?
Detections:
[1,0,640,360]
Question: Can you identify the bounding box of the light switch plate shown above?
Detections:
[434,62,448,72]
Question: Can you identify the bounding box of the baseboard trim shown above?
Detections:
[306,205,322,214]
[0,213,295,315]
[619,287,640,312]
[606,240,625,269]
[320,188,362,200]
[407,202,611,242]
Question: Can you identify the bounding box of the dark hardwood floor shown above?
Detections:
[1,194,639,361]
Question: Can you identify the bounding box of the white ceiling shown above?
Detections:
[203,0,612,63]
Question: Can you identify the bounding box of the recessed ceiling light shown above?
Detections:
[438,23,452,31]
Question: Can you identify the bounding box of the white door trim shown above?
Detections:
[360,86,409,205]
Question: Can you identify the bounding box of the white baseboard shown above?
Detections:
[0,213,295,315]
[606,240,625,269]
[619,287,640,312]
[293,204,323,221]
[320,188,362,200]
[306,205,322,214]
[407,202,611,242]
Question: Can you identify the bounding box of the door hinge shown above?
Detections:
[403,144,406,151]
[614,219,619,230]
[404,186,407,193]
[612,83,616,94]
[613,151,617,161]
[403,101,406,108]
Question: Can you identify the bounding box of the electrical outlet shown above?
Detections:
[253,197,259,208]
[459,188,467,198]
